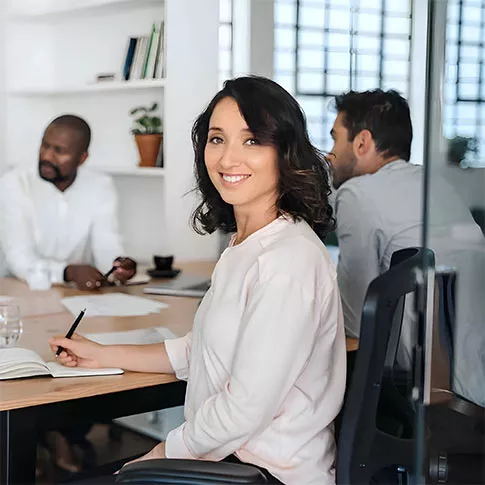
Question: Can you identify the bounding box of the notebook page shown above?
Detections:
[61,293,168,317]
[45,361,124,378]
[0,348,49,379]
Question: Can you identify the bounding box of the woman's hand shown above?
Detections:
[119,442,166,472]
[49,333,105,368]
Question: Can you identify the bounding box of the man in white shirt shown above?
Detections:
[328,89,484,409]
[0,114,136,290]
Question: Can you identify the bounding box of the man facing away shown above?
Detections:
[328,89,485,409]
[0,114,136,290]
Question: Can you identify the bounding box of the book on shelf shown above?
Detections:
[121,22,165,82]
[0,347,123,380]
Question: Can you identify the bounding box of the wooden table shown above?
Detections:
[0,261,357,484]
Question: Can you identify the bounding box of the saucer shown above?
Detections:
[146,268,181,279]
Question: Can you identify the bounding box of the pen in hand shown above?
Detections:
[103,258,126,281]
[103,266,116,279]
[56,308,86,357]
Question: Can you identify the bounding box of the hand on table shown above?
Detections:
[112,257,137,283]
[49,333,105,368]
[64,264,105,291]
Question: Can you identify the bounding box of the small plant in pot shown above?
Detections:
[130,102,163,167]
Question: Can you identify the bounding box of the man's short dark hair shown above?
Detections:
[49,114,91,152]
[334,89,412,161]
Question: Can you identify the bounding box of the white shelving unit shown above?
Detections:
[95,166,165,177]
[2,0,220,263]
[8,0,162,19]
[9,79,166,96]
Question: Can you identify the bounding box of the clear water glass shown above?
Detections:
[0,304,23,348]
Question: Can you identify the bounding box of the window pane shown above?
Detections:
[459,62,480,80]
[327,73,351,93]
[327,51,350,71]
[458,82,480,100]
[383,59,409,78]
[355,75,380,91]
[385,0,411,14]
[274,73,295,94]
[327,32,351,50]
[462,5,482,23]
[274,0,412,139]
[461,25,481,43]
[275,2,297,25]
[219,50,232,72]
[219,24,232,49]
[383,39,409,58]
[276,51,295,71]
[328,8,351,29]
[299,29,325,48]
[298,71,325,93]
[356,54,380,74]
[357,12,382,33]
[384,16,411,35]
[299,49,325,70]
[299,96,326,118]
[275,27,296,50]
[355,35,380,52]
[382,79,409,94]
[299,6,326,29]
[219,0,232,23]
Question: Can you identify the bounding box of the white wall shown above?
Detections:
[2,0,221,264]
[233,0,274,77]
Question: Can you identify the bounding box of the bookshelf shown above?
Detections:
[2,0,220,263]
[96,166,165,177]
[9,79,166,96]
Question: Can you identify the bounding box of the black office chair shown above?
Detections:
[426,269,485,484]
[115,247,430,485]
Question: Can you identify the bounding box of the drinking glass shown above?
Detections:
[0,303,23,348]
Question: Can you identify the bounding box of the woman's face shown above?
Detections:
[204,97,279,215]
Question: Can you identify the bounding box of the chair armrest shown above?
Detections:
[115,458,268,484]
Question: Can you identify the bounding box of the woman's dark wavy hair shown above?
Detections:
[191,76,335,240]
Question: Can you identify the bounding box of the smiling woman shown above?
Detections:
[191,75,335,241]
[50,76,347,485]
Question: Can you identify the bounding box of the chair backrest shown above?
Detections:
[337,247,435,484]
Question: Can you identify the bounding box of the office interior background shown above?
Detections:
[0,0,483,479]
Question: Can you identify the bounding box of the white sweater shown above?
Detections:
[165,216,346,485]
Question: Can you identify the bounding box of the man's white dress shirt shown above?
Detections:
[164,216,346,485]
[0,166,124,283]
[335,160,485,407]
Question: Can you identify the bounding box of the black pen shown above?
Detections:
[103,258,126,280]
[56,308,86,356]
[103,266,116,279]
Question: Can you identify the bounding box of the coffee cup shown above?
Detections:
[153,255,174,271]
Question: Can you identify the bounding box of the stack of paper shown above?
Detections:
[61,293,168,317]
[84,327,176,345]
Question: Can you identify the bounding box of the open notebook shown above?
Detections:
[0,347,123,380]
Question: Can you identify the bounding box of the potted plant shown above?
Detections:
[447,135,478,167]
[130,102,163,167]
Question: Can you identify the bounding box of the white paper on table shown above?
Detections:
[61,293,168,317]
[122,274,151,286]
[84,327,177,345]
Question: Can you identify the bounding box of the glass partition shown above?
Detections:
[419,0,485,483]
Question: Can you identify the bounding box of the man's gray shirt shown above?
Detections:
[335,160,485,407]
